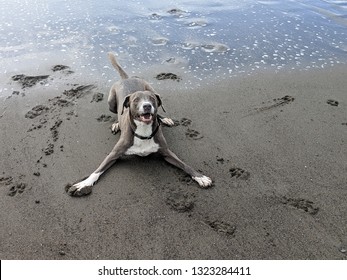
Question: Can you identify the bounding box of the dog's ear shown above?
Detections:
[155,93,166,112]
[121,95,131,115]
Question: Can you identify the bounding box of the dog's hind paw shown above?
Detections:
[193,175,212,188]
[161,117,175,127]
[65,182,92,197]
[65,172,102,196]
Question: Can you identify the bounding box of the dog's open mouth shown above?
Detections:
[139,113,153,123]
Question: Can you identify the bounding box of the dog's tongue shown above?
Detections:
[140,114,153,123]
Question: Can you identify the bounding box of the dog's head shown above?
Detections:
[121,91,163,124]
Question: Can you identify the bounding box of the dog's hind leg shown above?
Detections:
[108,88,118,114]
[108,88,120,134]
[66,139,131,196]
[160,148,212,188]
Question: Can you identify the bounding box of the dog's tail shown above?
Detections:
[108,52,129,80]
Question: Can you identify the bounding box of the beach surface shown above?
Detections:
[0,63,346,259]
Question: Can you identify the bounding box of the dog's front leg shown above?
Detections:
[160,149,212,188]
[66,140,130,196]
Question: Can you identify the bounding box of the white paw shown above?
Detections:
[73,180,92,191]
[66,180,93,197]
[111,122,120,134]
[66,172,102,197]
[193,175,212,188]
[81,172,101,186]
[161,117,175,127]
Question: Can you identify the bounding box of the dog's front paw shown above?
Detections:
[193,175,212,188]
[65,181,93,197]
[111,122,120,134]
[161,117,175,127]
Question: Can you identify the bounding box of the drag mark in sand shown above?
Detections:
[63,84,96,99]
[25,84,96,159]
[256,95,295,113]
[11,74,50,89]
[16,65,99,174]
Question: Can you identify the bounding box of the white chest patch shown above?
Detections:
[125,138,159,156]
[125,120,160,156]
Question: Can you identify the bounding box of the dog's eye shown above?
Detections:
[149,96,156,103]
[133,97,140,102]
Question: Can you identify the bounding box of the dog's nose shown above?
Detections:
[143,104,152,112]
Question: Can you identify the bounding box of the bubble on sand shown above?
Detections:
[106,25,120,34]
[167,8,187,17]
[162,56,187,66]
[124,35,138,47]
[151,37,169,46]
[181,42,199,50]
[186,19,208,28]
[148,13,162,20]
[201,43,229,53]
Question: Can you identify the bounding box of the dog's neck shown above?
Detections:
[131,116,160,140]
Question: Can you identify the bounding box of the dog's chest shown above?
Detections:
[125,123,159,156]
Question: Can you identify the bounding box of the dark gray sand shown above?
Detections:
[0,65,346,259]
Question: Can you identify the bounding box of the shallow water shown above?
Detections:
[1,0,347,91]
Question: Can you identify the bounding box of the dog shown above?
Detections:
[66,53,212,196]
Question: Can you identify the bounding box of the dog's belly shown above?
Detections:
[125,138,159,156]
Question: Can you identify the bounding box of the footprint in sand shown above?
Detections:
[185,128,203,140]
[155,72,181,82]
[203,219,236,236]
[25,105,49,119]
[96,114,114,122]
[327,99,339,107]
[172,118,192,127]
[166,189,194,212]
[229,167,250,180]
[179,174,194,185]
[180,118,192,126]
[280,196,319,215]
[0,176,14,185]
[8,183,27,197]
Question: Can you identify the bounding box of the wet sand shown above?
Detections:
[0,64,346,259]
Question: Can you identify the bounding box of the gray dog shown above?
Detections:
[66,53,212,196]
